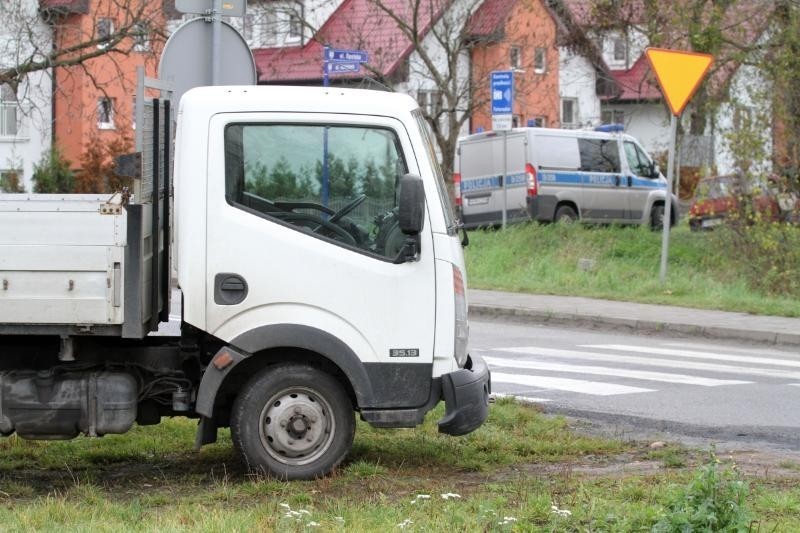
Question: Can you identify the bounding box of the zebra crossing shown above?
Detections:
[481,341,800,399]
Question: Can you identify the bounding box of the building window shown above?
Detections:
[0,84,18,137]
[288,13,302,40]
[534,48,546,74]
[601,109,625,125]
[132,21,149,52]
[527,116,546,127]
[97,18,114,48]
[561,98,578,128]
[612,37,626,62]
[97,97,115,129]
[418,90,442,117]
[510,46,521,69]
[512,115,522,128]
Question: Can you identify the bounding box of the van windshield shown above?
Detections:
[412,109,457,233]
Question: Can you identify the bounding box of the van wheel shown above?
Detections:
[231,364,355,480]
[555,205,578,224]
[651,204,666,230]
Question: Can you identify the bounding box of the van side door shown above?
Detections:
[578,138,626,221]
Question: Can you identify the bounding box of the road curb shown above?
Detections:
[469,304,800,347]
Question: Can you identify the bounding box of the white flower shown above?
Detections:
[551,505,572,518]
[279,503,291,510]
[308,522,320,527]
[440,492,461,500]
[398,518,414,529]
[298,509,311,515]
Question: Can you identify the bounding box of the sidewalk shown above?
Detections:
[469,289,800,347]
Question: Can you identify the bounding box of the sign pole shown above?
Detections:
[323,46,329,87]
[659,114,678,284]
[502,131,508,229]
[211,0,222,85]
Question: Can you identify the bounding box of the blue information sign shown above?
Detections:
[326,48,369,63]
[490,71,514,115]
[325,62,361,74]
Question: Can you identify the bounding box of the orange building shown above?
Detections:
[466,0,560,133]
[42,0,164,177]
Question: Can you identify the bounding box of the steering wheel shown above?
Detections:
[273,212,357,245]
[330,194,367,223]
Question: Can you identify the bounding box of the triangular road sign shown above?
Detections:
[645,48,714,116]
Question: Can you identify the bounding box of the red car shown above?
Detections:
[688,174,799,230]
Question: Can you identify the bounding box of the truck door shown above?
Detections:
[204,113,437,376]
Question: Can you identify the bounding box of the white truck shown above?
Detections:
[0,86,490,480]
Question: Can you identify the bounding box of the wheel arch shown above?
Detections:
[554,200,580,221]
[196,324,374,426]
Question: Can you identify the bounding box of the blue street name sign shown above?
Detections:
[490,71,514,115]
[326,48,369,63]
[325,62,361,74]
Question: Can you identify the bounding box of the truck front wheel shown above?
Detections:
[231,364,355,480]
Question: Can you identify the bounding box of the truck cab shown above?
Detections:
[0,86,490,480]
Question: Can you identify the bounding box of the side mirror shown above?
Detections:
[650,163,661,179]
[398,174,425,235]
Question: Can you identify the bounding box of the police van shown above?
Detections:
[454,125,678,229]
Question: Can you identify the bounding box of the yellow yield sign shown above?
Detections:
[645,48,714,116]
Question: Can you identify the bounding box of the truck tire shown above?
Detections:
[651,204,666,230]
[231,364,355,480]
[555,205,578,223]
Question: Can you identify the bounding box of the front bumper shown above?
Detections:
[437,353,491,436]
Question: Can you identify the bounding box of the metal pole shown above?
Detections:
[502,130,508,229]
[211,0,222,85]
[659,114,678,284]
[323,46,329,87]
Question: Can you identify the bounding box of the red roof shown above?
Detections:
[465,0,518,39]
[608,54,660,102]
[255,0,448,84]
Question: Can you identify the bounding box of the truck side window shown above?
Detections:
[224,123,410,260]
[578,139,620,173]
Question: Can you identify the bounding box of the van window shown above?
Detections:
[624,141,653,177]
[578,138,620,173]
[224,123,409,259]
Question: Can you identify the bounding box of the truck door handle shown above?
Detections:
[214,273,248,305]
[614,176,621,186]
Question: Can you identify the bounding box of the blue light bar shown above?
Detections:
[595,124,624,133]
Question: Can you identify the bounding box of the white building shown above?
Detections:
[0,0,52,192]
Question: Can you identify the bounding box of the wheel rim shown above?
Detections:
[258,386,335,466]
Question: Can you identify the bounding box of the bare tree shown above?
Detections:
[1,0,164,90]
[252,0,556,179]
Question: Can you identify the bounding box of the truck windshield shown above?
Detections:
[412,110,457,233]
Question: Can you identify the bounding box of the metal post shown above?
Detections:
[502,130,508,229]
[211,0,222,85]
[659,114,678,284]
[323,46,329,87]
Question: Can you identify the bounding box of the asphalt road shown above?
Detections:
[472,318,800,450]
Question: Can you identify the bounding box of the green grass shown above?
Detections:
[2,400,799,531]
[465,222,800,317]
